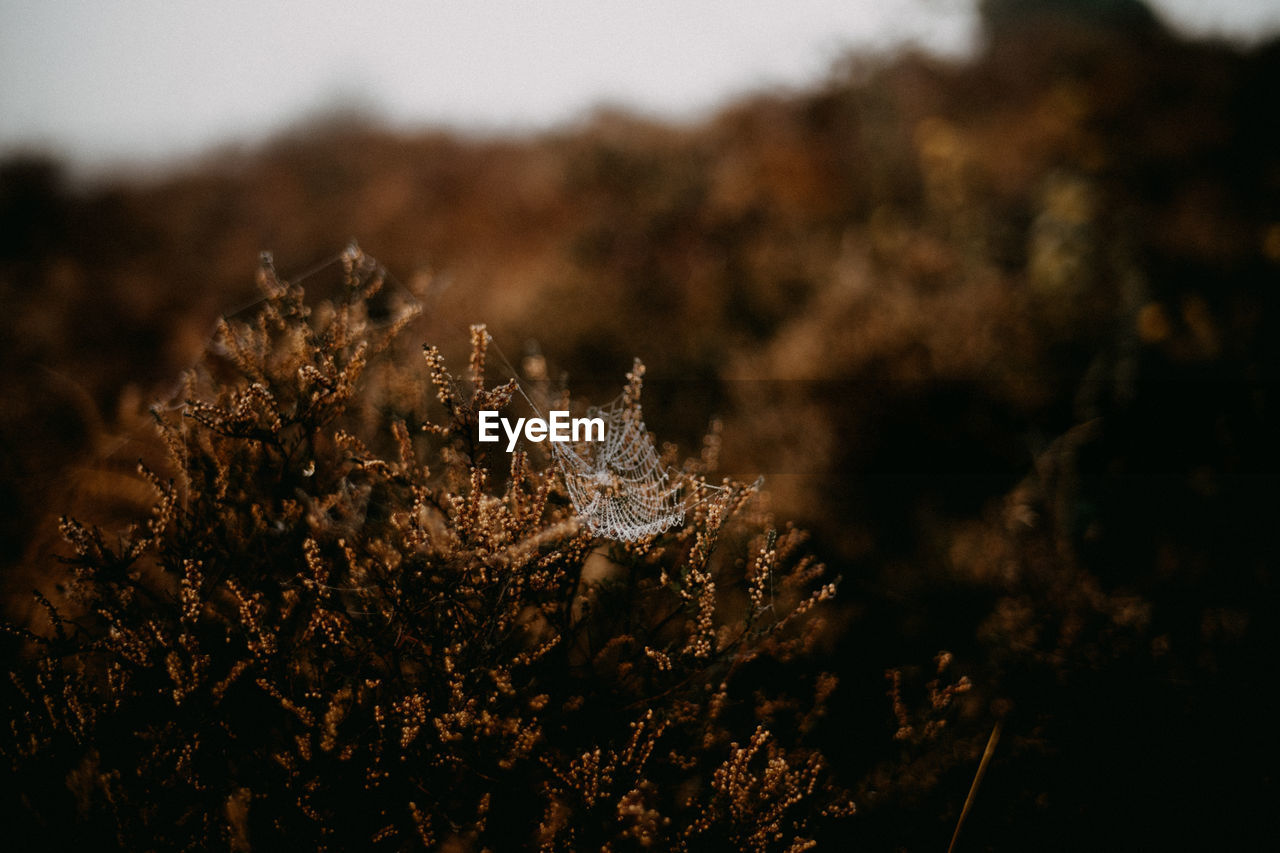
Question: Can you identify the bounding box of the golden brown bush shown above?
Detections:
[3,248,851,850]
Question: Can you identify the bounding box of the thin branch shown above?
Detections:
[948,717,1003,853]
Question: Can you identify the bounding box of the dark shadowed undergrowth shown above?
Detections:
[2,249,857,851]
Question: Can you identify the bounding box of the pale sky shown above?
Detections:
[2,0,1277,170]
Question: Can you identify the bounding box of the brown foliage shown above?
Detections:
[2,248,851,850]
[2,6,1277,847]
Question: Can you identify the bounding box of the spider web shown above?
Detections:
[484,336,733,542]
[549,393,686,541]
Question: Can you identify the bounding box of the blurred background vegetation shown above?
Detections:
[2,0,1277,847]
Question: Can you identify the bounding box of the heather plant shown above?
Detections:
[3,248,851,850]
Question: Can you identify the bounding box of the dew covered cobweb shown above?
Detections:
[491,340,731,542]
[550,393,686,541]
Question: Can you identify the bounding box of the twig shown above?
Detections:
[948,718,1003,853]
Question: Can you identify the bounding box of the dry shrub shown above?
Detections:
[2,249,851,851]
